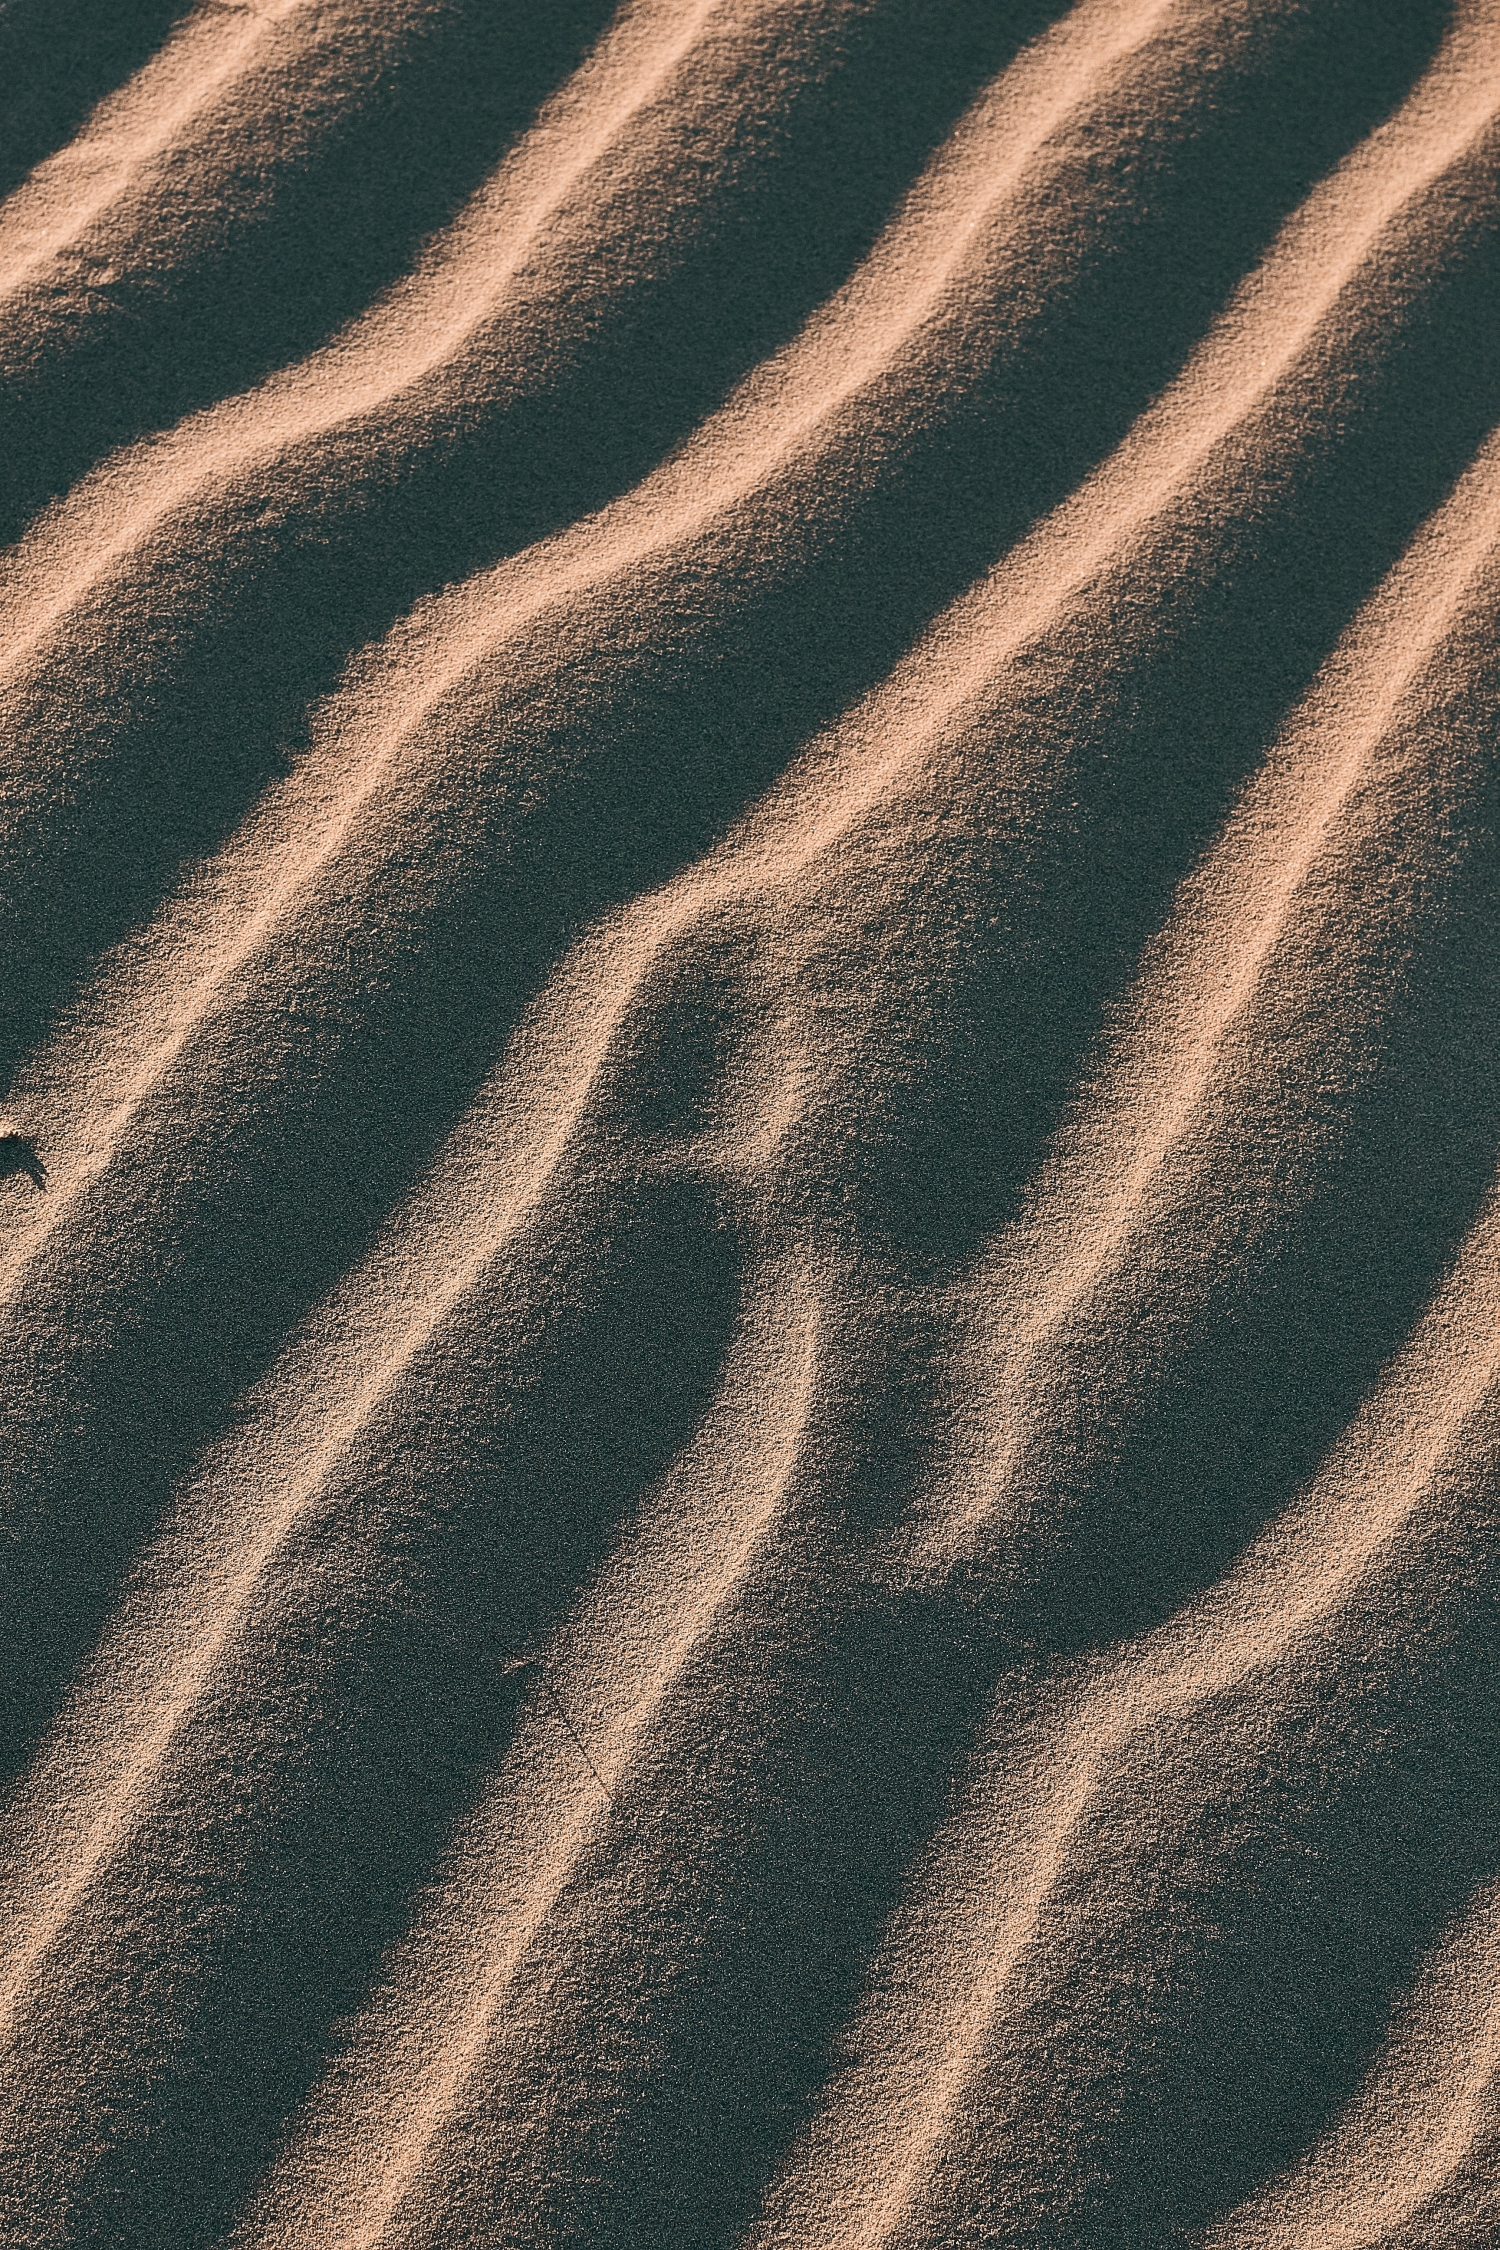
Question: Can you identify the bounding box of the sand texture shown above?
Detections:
[2,0,1499,2242]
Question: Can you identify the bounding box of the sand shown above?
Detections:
[0,0,1498,2243]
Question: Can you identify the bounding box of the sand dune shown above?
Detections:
[1,2,1498,2244]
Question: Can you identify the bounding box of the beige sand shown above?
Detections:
[1,1,1499,2243]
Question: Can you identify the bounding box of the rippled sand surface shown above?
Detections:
[2,3,1499,2243]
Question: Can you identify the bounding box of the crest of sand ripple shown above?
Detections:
[1203,1877,1500,2248]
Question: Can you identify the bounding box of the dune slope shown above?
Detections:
[1,2,1498,2245]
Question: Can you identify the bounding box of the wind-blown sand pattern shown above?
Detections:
[2,0,1499,2242]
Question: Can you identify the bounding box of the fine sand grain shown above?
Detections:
[2,2,1498,2244]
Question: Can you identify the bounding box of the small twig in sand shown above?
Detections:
[504,1656,626,1824]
